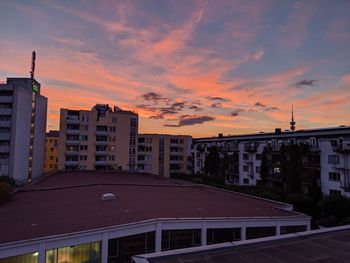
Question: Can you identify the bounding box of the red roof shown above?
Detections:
[0,171,304,244]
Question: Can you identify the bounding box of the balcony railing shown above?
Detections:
[66,140,80,145]
[0,108,12,115]
[65,160,79,166]
[66,129,80,135]
[66,118,80,124]
[65,151,79,155]
[0,146,9,152]
[0,134,10,140]
[0,96,12,103]
[0,120,11,127]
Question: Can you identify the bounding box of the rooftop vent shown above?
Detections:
[101,193,115,201]
[275,128,282,135]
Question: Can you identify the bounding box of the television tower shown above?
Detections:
[290,105,296,131]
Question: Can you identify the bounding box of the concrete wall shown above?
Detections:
[32,94,47,180]
[10,84,32,182]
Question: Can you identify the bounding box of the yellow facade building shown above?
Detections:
[44,130,59,173]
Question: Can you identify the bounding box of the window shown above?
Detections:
[80,135,88,141]
[81,124,89,131]
[243,153,249,160]
[50,156,53,160]
[328,155,340,164]
[108,145,116,152]
[329,172,340,181]
[130,118,137,127]
[256,154,262,160]
[112,117,117,123]
[50,147,54,152]
[109,155,115,161]
[256,166,261,173]
[145,138,152,143]
[80,145,88,151]
[79,155,87,161]
[81,114,89,122]
[243,178,249,184]
[243,165,249,172]
[109,126,116,132]
[273,167,280,174]
[329,189,341,196]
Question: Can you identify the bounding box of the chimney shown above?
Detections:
[275,128,282,135]
[218,133,223,138]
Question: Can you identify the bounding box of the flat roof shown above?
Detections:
[140,226,350,263]
[0,171,306,244]
[194,126,350,142]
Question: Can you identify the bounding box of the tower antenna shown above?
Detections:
[290,105,296,131]
[30,51,36,80]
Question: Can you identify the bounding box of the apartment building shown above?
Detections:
[137,134,192,177]
[193,126,350,197]
[58,104,138,171]
[44,130,59,173]
[0,78,47,182]
[0,171,310,263]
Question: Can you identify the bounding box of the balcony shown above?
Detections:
[66,140,80,145]
[66,129,80,135]
[65,151,79,155]
[66,118,80,124]
[340,181,350,192]
[95,151,107,155]
[64,160,79,166]
[0,108,12,115]
[0,120,11,127]
[334,143,350,154]
[94,160,108,165]
[244,143,258,153]
[0,146,10,152]
[0,96,12,103]
[0,159,9,165]
[0,134,10,140]
[96,130,108,136]
[95,140,108,145]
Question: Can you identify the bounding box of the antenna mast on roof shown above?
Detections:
[30,51,36,80]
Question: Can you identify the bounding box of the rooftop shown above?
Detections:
[195,125,350,142]
[0,171,306,245]
[136,226,350,263]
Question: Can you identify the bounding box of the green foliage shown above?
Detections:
[204,146,220,176]
[0,176,16,187]
[318,195,350,227]
[0,182,12,204]
[178,174,350,229]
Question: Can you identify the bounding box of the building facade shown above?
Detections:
[0,78,47,182]
[58,104,138,171]
[44,131,59,173]
[193,127,350,197]
[137,134,192,177]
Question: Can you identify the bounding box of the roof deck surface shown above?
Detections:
[147,228,350,263]
[0,171,304,244]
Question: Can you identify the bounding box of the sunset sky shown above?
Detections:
[0,0,349,137]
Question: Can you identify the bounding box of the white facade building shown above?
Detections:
[193,127,350,197]
[0,78,47,182]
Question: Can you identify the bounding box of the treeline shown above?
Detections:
[173,173,350,228]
